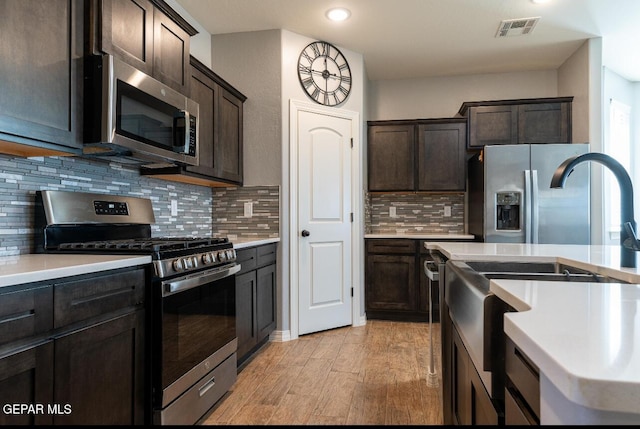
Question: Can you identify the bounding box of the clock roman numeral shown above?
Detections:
[298,64,312,75]
[301,77,315,89]
[311,43,321,57]
[301,50,314,64]
[321,42,330,57]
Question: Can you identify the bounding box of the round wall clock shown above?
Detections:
[297,41,352,107]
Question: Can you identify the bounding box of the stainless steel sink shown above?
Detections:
[464,261,557,274]
[444,259,629,402]
[465,260,630,283]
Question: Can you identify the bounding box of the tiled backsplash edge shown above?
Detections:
[212,186,280,240]
[0,154,215,256]
[366,192,465,234]
[0,151,280,256]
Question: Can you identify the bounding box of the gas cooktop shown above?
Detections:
[57,237,229,252]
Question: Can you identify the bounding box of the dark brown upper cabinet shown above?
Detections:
[368,124,416,191]
[0,0,84,157]
[367,118,467,192]
[91,0,197,94]
[140,56,246,187]
[459,97,573,149]
[417,121,467,191]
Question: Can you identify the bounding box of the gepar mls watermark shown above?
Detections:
[3,403,72,415]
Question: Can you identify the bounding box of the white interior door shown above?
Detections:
[297,109,353,335]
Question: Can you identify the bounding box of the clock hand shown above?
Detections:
[309,68,341,80]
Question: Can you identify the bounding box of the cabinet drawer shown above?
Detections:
[256,243,277,267]
[505,385,534,425]
[366,239,417,254]
[236,248,257,275]
[506,336,540,419]
[0,340,54,425]
[0,284,52,347]
[53,268,145,328]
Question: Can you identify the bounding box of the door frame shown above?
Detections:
[289,99,363,340]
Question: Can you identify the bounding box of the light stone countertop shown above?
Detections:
[365,233,475,240]
[0,238,281,288]
[0,254,152,288]
[425,241,640,424]
[232,237,280,249]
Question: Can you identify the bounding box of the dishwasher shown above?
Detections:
[426,249,452,423]
[423,253,446,388]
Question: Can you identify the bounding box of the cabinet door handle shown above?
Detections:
[301,230,310,237]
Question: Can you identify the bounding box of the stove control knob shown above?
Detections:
[172,259,184,272]
[202,253,212,265]
[210,252,217,263]
[218,251,227,262]
[227,249,236,261]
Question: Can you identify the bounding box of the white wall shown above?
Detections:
[558,40,594,145]
[211,30,282,187]
[603,67,640,242]
[559,38,604,244]
[367,71,558,120]
[280,30,367,330]
[164,0,212,67]
[208,29,367,334]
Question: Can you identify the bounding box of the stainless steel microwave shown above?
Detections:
[83,54,199,167]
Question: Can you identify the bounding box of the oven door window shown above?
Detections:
[116,80,179,151]
[161,275,236,390]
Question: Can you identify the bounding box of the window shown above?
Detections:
[605,98,632,242]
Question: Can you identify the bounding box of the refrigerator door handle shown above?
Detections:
[524,170,533,243]
[531,169,539,243]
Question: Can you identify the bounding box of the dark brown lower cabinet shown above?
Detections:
[0,342,54,425]
[366,253,418,314]
[451,324,500,425]
[365,238,457,322]
[365,239,421,321]
[0,266,146,425]
[505,336,540,425]
[235,243,277,367]
[53,311,145,425]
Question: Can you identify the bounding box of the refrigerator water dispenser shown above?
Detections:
[496,192,520,230]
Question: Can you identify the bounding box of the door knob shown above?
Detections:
[301,230,310,237]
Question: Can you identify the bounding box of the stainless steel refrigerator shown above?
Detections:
[468,143,590,244]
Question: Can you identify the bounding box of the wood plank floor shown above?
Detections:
[202,320,443,425]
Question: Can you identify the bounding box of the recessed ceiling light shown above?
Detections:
[326,8,350,22]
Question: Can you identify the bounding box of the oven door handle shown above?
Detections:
[162,263,241,297]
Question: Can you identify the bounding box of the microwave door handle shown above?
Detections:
[173,110,189,154]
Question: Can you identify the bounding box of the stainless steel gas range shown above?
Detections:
[35,190,239,425]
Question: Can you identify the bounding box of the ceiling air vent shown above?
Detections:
[496,17,540,37]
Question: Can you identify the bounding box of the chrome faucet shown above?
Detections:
[550,152,638,268]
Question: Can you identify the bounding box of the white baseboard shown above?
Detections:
[269,329,291,342]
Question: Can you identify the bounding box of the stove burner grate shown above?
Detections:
[57,237,229,252]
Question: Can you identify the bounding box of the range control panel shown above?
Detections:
[94,200,129,216]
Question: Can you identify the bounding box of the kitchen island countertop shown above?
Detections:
[426,241,640,424]
[0,254,152,288]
